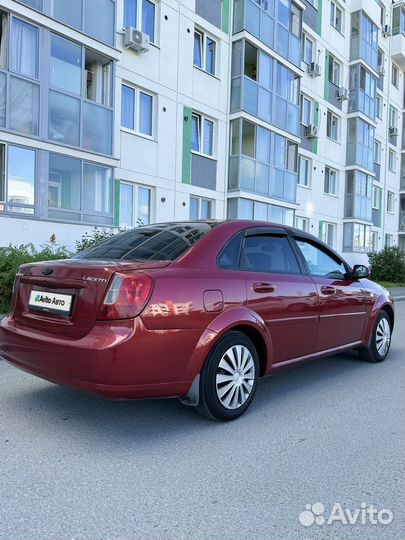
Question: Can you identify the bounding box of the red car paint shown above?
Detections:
[0,220,395,401]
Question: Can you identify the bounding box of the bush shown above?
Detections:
[368,246,405,284]
[75,227,118,252]
[0,235,71,314]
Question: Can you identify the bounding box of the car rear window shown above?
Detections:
[75,222,217,261]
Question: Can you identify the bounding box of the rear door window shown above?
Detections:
[240,235,301,274]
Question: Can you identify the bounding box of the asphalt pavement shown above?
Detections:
[0,303,404,540]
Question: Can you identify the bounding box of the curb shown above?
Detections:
[393,296,405,302]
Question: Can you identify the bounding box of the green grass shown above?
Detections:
[373,281,404,289]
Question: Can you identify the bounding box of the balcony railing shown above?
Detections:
[231,75,300,136]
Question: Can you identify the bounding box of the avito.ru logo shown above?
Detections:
[299,502,393,527]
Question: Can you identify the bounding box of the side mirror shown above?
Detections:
[352,264,370,279]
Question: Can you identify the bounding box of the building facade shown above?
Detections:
[0,0,403,265]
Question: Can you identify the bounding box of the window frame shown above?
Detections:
[328,54,341,86]
[326,110,340,141]
[324,166,338,196]
[387,191,395,214]
[391,64,399,89]
[0,142,37,215]
[302,33,314,65]
[372,185,381,210]
[121,83,155,139]
[330,1,343,34]
[123,0,158,45]
[191,112,216,159]
[193,27,217,76]
[295,216,309,232]
[298,155,311,188]
[189,195,214,220]
[388,150,396,173]
[118,181,152,228]
[48,152,114,224]
[300,94,312,126]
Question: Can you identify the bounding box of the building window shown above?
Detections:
[50,34,82,96]
[324,166,338,195]
[10,18,39,80]
[0,11,7,72]
[371,231,378,252]
[290,2,301,37]
[298,156,311,187]
[124,0,156,43]
[319,221,336,248]
[190,196,213,220]
[328,54,341,86]
[194,29,216,76]
[389,105,398,130]
[392,64,399,88]
[295,216,309,232]
[119,182,151,228]
[191,113,214,157]
[387,191,395,213]
[302,34,314,64]
[376,95,382,119]
[385,234,394,247]
[388,150,396,172]
[0,144,36,214]
[300,95,312,126]
[330,1,343,33]
[47,35,113,154]
[121,85,154,137]
[48,153,113,224]
[373,142,380,166]
[372,185,381,210]
[326,111,339,141]
[227,198,294,226]
[343,222,371,252]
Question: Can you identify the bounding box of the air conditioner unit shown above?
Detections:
[383,24,391,37]
[125,27,150,53]
[307,61,321,77]
[377,64,385,77]
[389,126,398,137]
[337,87,349,100]
[305,124,319,138]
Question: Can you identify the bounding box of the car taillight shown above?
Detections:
[97,273,153,320]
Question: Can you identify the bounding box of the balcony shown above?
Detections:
[231,75,300,136]
[233,0,302,67]
[391,33,405,70]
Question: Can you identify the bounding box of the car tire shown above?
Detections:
[360,311,392,363]
[196,331,259,421]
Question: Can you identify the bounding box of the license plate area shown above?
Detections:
[28,290,73,316]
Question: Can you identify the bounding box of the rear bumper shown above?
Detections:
[0,315,193,399]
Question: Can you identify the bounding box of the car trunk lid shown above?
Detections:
[12,259,169,338]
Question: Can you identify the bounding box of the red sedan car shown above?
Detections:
[0,221,394,421]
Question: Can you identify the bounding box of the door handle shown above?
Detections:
[253,282,275,294]
[320,285,336,295]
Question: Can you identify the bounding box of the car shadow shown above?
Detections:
[4,347,383,451]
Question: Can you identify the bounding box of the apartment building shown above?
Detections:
[0,0,403,266]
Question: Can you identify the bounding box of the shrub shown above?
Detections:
[0,235,71,313]
[368,246,405,284]
[75,227,118,252]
